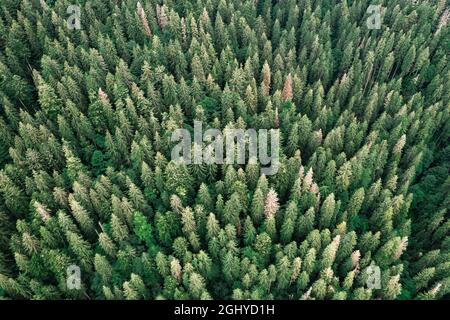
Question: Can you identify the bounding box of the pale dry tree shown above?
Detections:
[290,257,302,284]
[325,268,335,282]
[310,182,319,194]
[282,73,293,102]
[438,0,446,13]
[264,188,279,218]
[34,201,50,221]
[340,72,349,86]
[137,2,152,38]
[351,250,361,270]
[206,73,215,86]
[301,287,312,300]
[333,234,341,247]
[201,7,210,24]
[156,4,169,29]
[156,4,162,26]
[395,236,409,260]
[303,167,314,191]
[430,283,442,296]
[393,134,406,155]
[261,61,271,96]
[435,9,449,35]
[98,88,110,105]
[190,17,199,38]
[298,165,305,180]
[327,235,341,264]
[170,194,184,215]
[313,129,323,146]
[170,258,182,283]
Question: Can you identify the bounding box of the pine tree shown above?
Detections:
[223,192,241,227]
[347,188,365,222]
[66,231,93,271]
[280,201,297,244]
[69,194,96,239]
[251,188,265,225]
[243,216,256,246]
[94,253,112,284]
[181,207,200,251]
[254,233,272,264]
[98,232,117,258]
[111,214,129,243]
[197,183,213,212]
[319,193,335,229]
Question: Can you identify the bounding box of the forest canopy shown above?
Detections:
[0,0,449,300]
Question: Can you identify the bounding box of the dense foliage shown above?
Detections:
[0,0,449,300]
